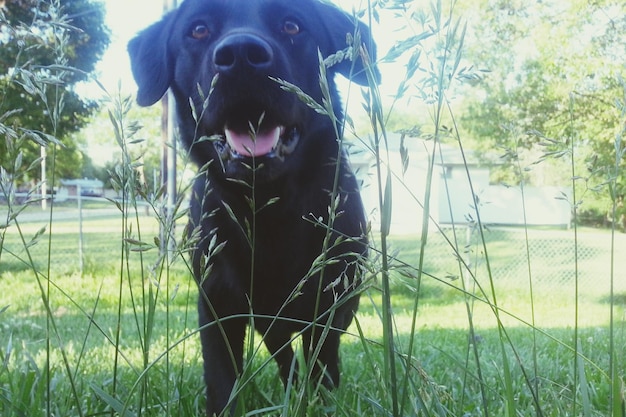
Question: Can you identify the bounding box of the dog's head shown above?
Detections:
[128,0,378,182]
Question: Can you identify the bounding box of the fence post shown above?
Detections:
[77,184,84,275]
[465,222,474,290]
[41,146,47,210]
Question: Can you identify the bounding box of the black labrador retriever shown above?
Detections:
[128,0,377,414]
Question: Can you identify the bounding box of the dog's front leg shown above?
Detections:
[262,327,297,387]
[198,299,246,417]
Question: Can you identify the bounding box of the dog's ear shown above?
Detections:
[317,3,380,86]
[127,12,175,106]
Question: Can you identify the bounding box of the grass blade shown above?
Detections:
[91,384,138,417]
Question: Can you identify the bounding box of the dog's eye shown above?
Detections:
[191,23,210,40]
[282,20,300,35]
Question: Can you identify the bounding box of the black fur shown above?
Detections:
[128,0,377,415]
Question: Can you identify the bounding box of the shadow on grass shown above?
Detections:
[2,289,624,417]
[342,322,625,416]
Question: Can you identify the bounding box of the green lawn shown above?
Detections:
[1,209,624,416]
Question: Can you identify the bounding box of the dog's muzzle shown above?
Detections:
[213,126,300,162]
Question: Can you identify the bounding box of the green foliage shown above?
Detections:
[71,103,163,191]
[458,0,626,220]
[0,0,110,183]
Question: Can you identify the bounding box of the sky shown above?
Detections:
[80,0,164,98]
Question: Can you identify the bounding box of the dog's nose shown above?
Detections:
[213,34,273,72]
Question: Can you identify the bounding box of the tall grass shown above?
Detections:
[1,2,77,415]
[608,78,626,417]
[349,1,625,417]
[1,1,625,417]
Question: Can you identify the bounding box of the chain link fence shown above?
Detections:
[380,224,626,298]
[1,200,160,276]
[2,204,625,297]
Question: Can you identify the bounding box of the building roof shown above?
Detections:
[350,133,499,167]
[60,178,104,187]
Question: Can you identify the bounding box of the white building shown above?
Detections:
[350,134,571,235]
[56,178,104,201]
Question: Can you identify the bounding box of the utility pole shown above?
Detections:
[160,83,169,255]
[160,0,178,259]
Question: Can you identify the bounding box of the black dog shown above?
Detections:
[128,0,377,414]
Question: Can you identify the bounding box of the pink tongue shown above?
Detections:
[225,126,282,157]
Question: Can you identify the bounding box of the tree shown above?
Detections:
[71,102,164,193]
[458,0,626,222]
[0,0,110,184]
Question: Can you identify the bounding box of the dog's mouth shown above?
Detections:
[211,115,301,162]
[224,125,299,159]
